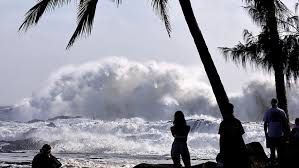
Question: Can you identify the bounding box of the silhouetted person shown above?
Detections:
[263,98,289,165]
[218,103,248,168]
[289,118,299,167]
[171,111,191,168]
[32,144,62,168]
[215,153,224,168]
[290,118,299,144]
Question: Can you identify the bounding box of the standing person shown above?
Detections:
[289,118,299,167]
[170,111,191,168]
[263,98,289,165]
[218,103,248,168]
[32,144,62,168]
[290,118,299,143]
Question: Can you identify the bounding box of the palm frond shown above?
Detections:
[238,0,299,84]
[219,28,278,72]
[19,0,71,31]
[274,0,290,16]
[66,0,98,49]
[278,16,299,32]
[243,0,294,29]
[219,39,263,69]
[243,29,255,43]
[151,0,172,37]
[275,1,298,32]
[282,34,299,84]
[243,4,266,26]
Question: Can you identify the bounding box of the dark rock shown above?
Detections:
[133,163,173,168]
[133,142,270,168]
[133,161,217,168]
[246,142,269,168]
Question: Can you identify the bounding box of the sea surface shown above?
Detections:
[2,58,296,167]
[0,115,266,168]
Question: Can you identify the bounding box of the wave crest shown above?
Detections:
[1,58,298,122]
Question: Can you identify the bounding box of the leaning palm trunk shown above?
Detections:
[178,0,229,116]
[266,0,289,120]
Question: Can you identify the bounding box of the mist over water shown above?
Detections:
[231,80,299,121]
[3,58,217,121]
[1,57,299,122]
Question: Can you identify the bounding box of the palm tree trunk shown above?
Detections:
[266,0,289,120]
[274,68,288,119]
[178,0,229,116]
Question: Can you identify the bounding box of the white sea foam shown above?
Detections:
[231,79,299,121]
[2,57,297,122]
[4,58,218,121]
[0,116,264,160]
[1,57,297,167]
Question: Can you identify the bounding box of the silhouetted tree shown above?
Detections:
[220,0,299,119]
[20,0,232,116]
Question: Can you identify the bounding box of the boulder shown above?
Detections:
[246,142,269,168]
[133,162,217,168]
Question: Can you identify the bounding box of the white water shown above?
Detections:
[0,116,265,167]
[1,57,299,122]
[1,57,298,167]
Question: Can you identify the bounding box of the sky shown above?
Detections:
[0,0,296,105]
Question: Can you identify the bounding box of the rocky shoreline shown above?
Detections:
[133,142,270,168]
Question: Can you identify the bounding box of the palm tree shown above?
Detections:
[220,0,299,119]
[19,0,231,116]
[221,30,299,84]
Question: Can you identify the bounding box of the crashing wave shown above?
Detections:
[1,58,298,122]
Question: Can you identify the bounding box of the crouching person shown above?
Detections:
[32,144,62,168]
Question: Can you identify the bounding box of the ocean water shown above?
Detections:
[1,58,297,167]
[0,115,265,168]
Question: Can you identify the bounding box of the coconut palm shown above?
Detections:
[19,0,232,116]
[221,29,299,84]
[220,0,299,119]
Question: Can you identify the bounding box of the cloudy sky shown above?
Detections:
[0,0,295,105]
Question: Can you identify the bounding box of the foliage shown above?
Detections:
[19,0,171,48]
[220,0,299,85]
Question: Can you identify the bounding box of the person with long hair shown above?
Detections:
[170,111,191,168]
